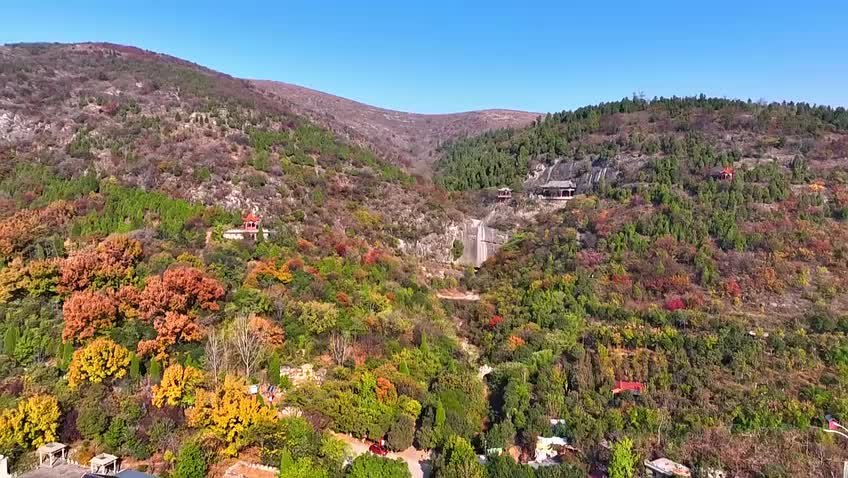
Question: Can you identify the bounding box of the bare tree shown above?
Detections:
[229,314,265,378]
[204,327,228,383]
[329,330,351,365]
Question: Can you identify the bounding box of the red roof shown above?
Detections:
[243,212,260,222]
[721,166,735,175]
[612,380,644,394]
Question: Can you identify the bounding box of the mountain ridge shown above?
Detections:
[251,79,539,175]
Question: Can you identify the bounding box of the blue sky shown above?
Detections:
[3,1,846,114]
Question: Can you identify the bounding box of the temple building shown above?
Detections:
[223,212,274,241]
[538,180,576,200]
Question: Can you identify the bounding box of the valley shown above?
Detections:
[1,41,848,478]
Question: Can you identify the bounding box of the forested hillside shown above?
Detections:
[435,95,848,191]
[3,41,848,478]
[444,97,848,476]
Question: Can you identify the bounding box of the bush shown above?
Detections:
[386,413,415,451]
[173,442,207,478]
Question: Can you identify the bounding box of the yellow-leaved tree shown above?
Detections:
[0,395,61,449]
[68,337,131,388]
[185,375,276,456]
[152,364,204,408]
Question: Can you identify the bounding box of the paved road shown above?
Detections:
[332,432,431,478]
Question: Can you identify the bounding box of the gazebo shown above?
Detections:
[89,453,119,475]
[36,442,67,467]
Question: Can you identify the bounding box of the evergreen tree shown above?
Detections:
[148,358,162,383]
[3,326,19,356]
[267,352,281,386]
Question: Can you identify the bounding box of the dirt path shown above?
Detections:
[332,432,431,478]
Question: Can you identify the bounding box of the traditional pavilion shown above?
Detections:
[709,166,735,181]
[36,442,67,468]
[538,180,576,200]
[222,212,274,241]
[497,187,512,201]
[89,453,119,475]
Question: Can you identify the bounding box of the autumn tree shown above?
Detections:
[0,202,73,261]
[0,394,61,449]
[138,311,205,360]
[62,289,118,342]
[152,364,205,408]
[60,235,142,292]
[134,266,224,320]
[68,337,131,388]
[185,375,276,456]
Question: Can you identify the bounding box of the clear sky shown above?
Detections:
[2,1,846,114]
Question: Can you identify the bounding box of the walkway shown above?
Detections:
[331,432,431,478]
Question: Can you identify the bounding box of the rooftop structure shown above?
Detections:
[538,180,576,200]
[644,458,691,477]
[612,380,644,395]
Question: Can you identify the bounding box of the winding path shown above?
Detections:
[331,432,431,478]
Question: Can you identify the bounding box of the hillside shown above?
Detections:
[252,79,538,175]
[3,41,848,478]
[444,96,848,476]
[0,42,465,250]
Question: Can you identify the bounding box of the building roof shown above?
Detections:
[540,180,576,189]
[243,212,260,222]
[612,380,644,394]
[36,442,67,454]
[645,458,691,477]
[90,454,118,466]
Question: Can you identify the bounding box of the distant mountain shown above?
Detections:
[251,79,539,175]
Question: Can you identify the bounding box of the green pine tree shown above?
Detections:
[3,326,19,356]
[267,353,281,386]
[129,353,141,381]
[148,358,162,383]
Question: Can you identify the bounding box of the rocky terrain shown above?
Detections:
[251,80,538,175]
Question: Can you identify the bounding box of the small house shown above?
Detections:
[709,166,734,181]
[644,458,691,478]
[539,180,576,200]
[612,380,644,395]
[497,187,512,201]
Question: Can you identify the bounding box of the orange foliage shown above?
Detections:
[376,377,396,403]
[248,315,285,347]
[62,290,118,342]
[362,248,382,265]
[507,335,526,350]
[0,202,73,260]
[60,235,142,292]
[761,266,784,293]
[138,311,205,360]
[245,260,292,287]
[134,266,224,321]
[722,278,743,298]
